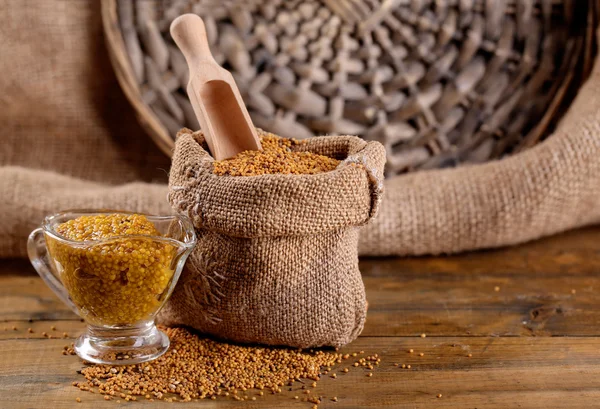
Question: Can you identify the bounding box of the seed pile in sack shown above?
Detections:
[160,128,386,348]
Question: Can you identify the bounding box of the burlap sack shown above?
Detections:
[158,128,386,347]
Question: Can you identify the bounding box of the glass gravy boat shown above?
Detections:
[27,210,196,365]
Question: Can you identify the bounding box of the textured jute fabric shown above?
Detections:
[158,129,387,347]
[1,0,600,260]
[0,0,171,257]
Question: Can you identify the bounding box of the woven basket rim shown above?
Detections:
[102,0,598,175]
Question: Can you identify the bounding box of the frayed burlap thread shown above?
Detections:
[159,129,386,348]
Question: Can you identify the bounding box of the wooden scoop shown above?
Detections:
[170,14,261,160]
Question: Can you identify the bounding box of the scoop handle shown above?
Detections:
[170,14,215,69]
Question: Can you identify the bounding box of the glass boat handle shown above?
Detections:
[27,228,80,316]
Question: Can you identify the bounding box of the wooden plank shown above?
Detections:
[2,336,600,408]
[2,227,600,408]
[359,226,600,337]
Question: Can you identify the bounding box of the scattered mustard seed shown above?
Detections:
[51,325,56,331]
[332,396,338,402]
[27,328,33,333]
[75,397,81,403]
[419,353,424,357]
[468,353,472,358]
[12,326,17,331]
[407,365,411,369]
[420,333,426,338]
[494,286,500,292]
[367,373,373,377]
[437,394,442,398]
[66,326,369,402]
[409,349,414,353]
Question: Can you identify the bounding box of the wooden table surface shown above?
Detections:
[2,227,600,409]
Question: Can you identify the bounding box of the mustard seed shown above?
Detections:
[420,334,426,338]
[494,286,500,292]
[401,364,406,369]
[68,326,346,402]
[437,394,442,398]
[51,325,56,331]
[27,328,33,333]
[367,373,373,377]
[332,396,338,402]
[419,353,424,357]
[75,397,81,403]
[468,353,472,358]
[409,349,414,353]
[213,134,340,176]
[407,365,411,369]
[48,214,178,326]
[12,326,17,331]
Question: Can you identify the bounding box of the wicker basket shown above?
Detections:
[102,0,596,175]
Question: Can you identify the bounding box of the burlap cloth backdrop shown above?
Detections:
[2,1,600,259]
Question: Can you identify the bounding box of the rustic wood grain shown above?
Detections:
[3,337,600,409]
[2,226,600,408]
